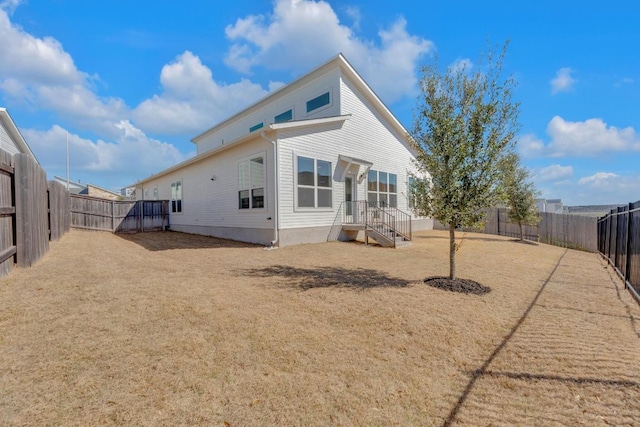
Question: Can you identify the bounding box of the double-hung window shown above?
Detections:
[297,156,332,208]
[238,156,265,209]
[367,170,398,207]
[171,180,182,213]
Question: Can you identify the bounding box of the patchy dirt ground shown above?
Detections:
[0,229,639,426]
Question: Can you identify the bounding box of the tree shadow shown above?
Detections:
[243,265,413,291]
[118,231,260,251]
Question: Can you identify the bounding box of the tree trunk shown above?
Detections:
[449,224,456,280]
[519,221,523,241]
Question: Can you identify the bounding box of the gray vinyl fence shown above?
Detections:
[0,149,71,278]
[598,201,640,304]
[434,208,597,252]
[70,194,169,233]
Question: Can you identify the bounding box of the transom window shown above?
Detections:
[171,180,182,213]
[297,156,332,208]
[368,170,397,207]
[306,92,330,113]
[249,122,264,132]
[274,109,293,123]
[238,156,265,209]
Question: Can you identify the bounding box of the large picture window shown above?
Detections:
[367,170,397,207]
[297,156,332,208]
[171,180,182,213]
[238,156,265,209]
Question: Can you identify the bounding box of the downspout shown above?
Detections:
[261,131,279,247]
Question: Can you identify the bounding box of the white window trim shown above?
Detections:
[305,88,333,117]
[293,153,334,212]
[237,151,268,211]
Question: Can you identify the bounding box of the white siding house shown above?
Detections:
[0,108,38,161]
[134,54,433,247]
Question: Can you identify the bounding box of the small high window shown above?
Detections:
[306,92,330,113]
[249,122,264,133]
[274,109,293,123]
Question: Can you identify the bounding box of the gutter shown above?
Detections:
[261,131,279,248]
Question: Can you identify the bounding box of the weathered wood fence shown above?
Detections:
[71,194,169,233]
[598,201,640,305]
[435,208,597,252]
[0,149,70,278]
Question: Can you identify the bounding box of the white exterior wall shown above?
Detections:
[0,119,20,156]
[137,137,277,245]
[196,69,341,154]
[276,71,425,232]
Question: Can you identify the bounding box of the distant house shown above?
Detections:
[53,176,121,200]
[536,198,563,214]
[0,107,38,162]
[53,176,86,194]
[134,54,432,247]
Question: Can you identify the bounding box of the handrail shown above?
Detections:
[341,200,412,246]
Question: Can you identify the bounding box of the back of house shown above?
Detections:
[134,54,432,246]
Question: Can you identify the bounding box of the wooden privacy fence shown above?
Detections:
[435,208,597,252]
[71,194,169,233]
[598,201,640,304]
[0,149,70,278]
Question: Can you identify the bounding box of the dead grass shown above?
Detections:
[0,229,639,426]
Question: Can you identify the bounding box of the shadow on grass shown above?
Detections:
[416,233,539,245]
[442,249,569,427]
[244,265,412,291]
[117,231,260,251]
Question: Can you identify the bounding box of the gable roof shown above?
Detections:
[0,107,39,163]
[191,53,409,144]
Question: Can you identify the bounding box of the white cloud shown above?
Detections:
[344,6,361,30]
[550,67,575,94]
[22,123,185,187]
[223,0,432,103]
[132,51,271,135]
[577,172,618,187]
[0,5,84,86]
[519,116,640,158]
[536,164,573,182]
[449,58,472,73]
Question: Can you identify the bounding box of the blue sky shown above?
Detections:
[1,0,638,205]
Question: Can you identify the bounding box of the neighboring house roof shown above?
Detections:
[0,107,39,163]
[192,53,408,145]
[53,175,87,193]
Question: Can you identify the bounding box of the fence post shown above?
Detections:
[111,199,115,232]
[625,203,633,288]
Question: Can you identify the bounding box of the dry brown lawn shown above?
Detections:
[0,229,639,426]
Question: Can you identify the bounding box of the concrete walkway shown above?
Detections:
[446,249,640,426]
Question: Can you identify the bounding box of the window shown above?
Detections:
[274,109,293,123]
[153,187,158,201]
[367,170,398,207]
[249,122,264,133]
[408,176,428,209]
[238,156,265,209]
[171,180,182,213]
[297,156,332,208]
[306,92,330,113]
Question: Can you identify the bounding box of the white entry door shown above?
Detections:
[344,175,357,222]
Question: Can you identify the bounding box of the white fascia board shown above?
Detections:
[269,114,350,131]
[133,130,271,186]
